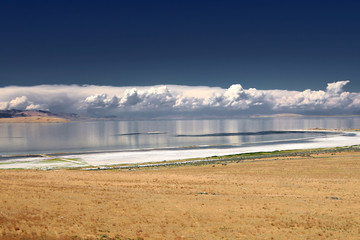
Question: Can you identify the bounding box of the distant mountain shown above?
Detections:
[1,109,65,118]
[250,113,304,118]
[0,109,90,122]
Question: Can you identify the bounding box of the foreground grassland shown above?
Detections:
[0,151,360,239]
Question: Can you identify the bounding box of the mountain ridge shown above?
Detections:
[0,109,84,123]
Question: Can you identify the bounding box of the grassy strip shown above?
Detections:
[0,157,87,170]
[81,145,360,171]
[37,158,83,164]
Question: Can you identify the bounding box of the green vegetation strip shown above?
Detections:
[37,158,84,164]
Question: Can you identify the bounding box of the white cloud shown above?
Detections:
[0,96,43,111]
[0,81,359,117]
[9,96,29,109]
[84,94,119,109]
[326,80,349,96]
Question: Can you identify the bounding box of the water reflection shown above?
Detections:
[0,117,359,155]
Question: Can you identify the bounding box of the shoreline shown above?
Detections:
[0,116,70,123]
[83,145,360,171]
[1,130,359,170]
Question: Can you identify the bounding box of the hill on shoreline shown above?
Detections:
[0,109,79,123]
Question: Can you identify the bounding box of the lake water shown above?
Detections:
[1,116,360,156]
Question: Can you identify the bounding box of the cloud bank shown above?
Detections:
[0,81,359,118]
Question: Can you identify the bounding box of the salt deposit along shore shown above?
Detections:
[1,130,359,169]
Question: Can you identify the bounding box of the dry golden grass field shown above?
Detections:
[0,151,360,239]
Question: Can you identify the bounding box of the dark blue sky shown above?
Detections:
[1,0,360,91]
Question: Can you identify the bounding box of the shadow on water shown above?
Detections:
[175,130,338,137]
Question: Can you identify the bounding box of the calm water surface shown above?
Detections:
[1,117,360,156]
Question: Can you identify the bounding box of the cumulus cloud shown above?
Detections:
[268,80,355,112]
[83,86,176,112]
[84,94,119,109]
[326,80,349,95]
[1,96,43,111]
[0,81,359,117]
[118,86,175,109]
